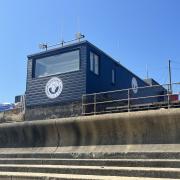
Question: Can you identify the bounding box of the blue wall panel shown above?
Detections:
[86,42,148,94]
[26,42,87,107]
[26,40,163,108]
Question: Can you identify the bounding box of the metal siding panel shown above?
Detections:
[86,44,149,94]
[26,44,87,107]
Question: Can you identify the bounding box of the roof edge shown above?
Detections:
[27,40,88,59]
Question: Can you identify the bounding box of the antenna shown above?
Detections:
[60,24,64,46]
[168,59,172,93]
[146,64,149,79]
[39,43,48,51]
[75,32,85,42]
[116,40,121,63]
[38,33,85,50]
[76,16,80,33]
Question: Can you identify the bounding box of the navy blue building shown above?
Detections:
[25,40,164,120]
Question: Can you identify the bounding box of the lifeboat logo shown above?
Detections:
[45,77,63,99]
[131,77,138,94]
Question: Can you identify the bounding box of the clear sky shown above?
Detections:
[0,0,180,103]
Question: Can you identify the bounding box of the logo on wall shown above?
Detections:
[131,77,138,94]
[45,77,63,99]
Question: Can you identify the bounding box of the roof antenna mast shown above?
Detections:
[60,23,64,47]
[38,16,85,51]
[75,32,85,42]
[168,59,172,93]
[146,64,149,79]
[75,16,84,42]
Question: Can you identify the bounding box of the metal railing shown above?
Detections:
[82,82,180,115]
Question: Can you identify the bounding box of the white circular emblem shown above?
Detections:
[132,77,138,94]
[45,77,63,99]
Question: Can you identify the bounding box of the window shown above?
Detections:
[34,50,80,78]
[112,69,115,84]
[90,52,99,75]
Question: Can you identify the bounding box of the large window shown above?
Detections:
[90,52,99,75]
[34,50,80,78]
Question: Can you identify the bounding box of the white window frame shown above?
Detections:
[90,52,99,75]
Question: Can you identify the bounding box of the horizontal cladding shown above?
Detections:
[26,85,85,96]
[26,96,84,107]
[86,43,149,94]
[27,73,85,87]
[26,44,87,107]
[27,74,85,86]
[26,95,82,106]
[27,82,85,92]
[26,91,84,100]
[26,85,85,99]
[26,74,86,106]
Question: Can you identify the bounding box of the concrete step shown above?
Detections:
[1,158,180,168]
[0,172,175,180]
[0,164,180,179]
[1,152,180,159]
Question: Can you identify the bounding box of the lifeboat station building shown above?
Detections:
[25,40,165,120]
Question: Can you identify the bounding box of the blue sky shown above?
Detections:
[0,0,180,103]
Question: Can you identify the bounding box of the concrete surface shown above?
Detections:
[1,158,180,168]
[0,108,180,149]
[0,111,24,123]
[0,108,180,179]
[0,172,174,180]
[1,164,180,178]
[25,101,81,121]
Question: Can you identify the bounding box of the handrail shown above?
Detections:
[82,82,180,97]
[82,82,180,115]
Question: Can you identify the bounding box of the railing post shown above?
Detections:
[22,95,26,114]
[168,93,170,108]
[82,95,84,115]
[128,89,130,111]
[94,93,96,115]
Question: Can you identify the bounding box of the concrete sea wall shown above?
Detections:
[0,108,179,152]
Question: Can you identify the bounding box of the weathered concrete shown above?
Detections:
[1,164,180,178]
[2,158,180,168]
[0,108,180,179]
[0,172,171,180]
[0,111,24,123]
[0,112,5,124]
[0,119,58,149]
[25,101,82,121]
[55,108,180,147]
[1,154,180,179]
[0,108,180,150]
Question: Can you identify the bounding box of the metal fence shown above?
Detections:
[82,82,180,115]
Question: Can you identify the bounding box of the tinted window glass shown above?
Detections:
[90,51,99,75]
[112,69,115,84]
[94,54,99,75]
[35,50,80,78]
[90,52,94,72]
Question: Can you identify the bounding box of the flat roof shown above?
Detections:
[27,40,87,59]
[28,40,150,86]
